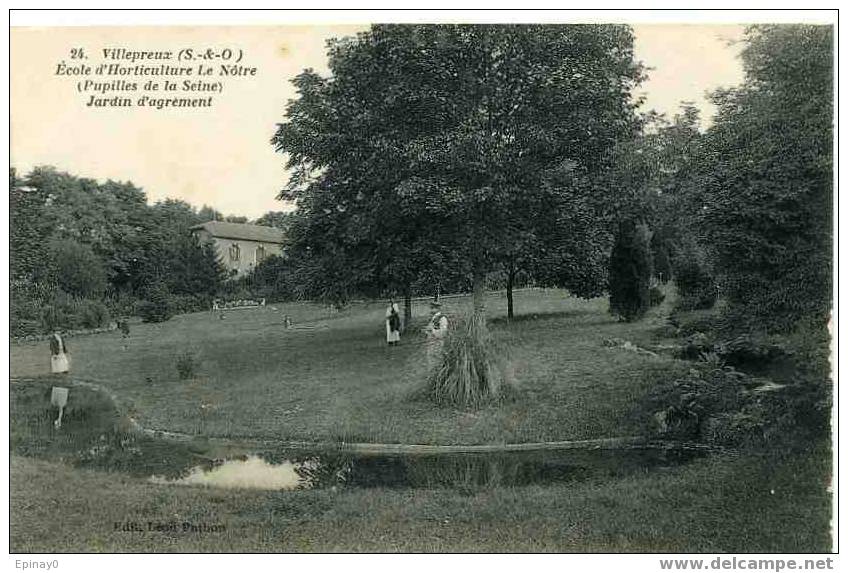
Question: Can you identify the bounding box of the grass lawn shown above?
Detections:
[10,289,689,445]
[10,446,831,552]
[9,289,833,552]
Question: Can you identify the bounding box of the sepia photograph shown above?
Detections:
[7,9,837,556]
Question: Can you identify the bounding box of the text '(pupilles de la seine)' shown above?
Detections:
[54,47,258,110]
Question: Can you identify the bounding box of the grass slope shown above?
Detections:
[10,448,831,553]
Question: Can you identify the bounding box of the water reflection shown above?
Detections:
[150,448,702,492]
[150,456,310,490]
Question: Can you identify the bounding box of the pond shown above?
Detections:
[149,447,704,492]
[10,379,707,493]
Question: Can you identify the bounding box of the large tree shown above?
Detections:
[696,25,833,330]
[273,24,644,322]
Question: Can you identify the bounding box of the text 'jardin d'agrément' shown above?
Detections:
[54,47,258,110]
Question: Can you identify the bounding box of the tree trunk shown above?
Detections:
[472,262,487,318]
[403,290,412,332]
[506,266,515,321]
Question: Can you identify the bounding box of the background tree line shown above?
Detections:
[618,24,832,334]
[9,166,293,335]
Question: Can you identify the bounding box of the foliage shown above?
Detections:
[40,291,112,332]
[608,220,652,321]
[426,313,512,409]
[197,204,223,222]
[652,236,672,284]
[167,294,214,315]
[10,166,239,325]
[642,357,830,451]
[781,314,831,379]
[640,362,752,443]
[253,211,295,231]
[648,286,665,307]
[273,24,645,318]
[11,280,53,336]
[175,350,199,380]
[137,282,174,323]
[599,105,703,285]
[601,105,702,223]
[165,234,226,299]
[673,240,718,310]
[10,171,51,280]
[712,334,789,374]
[103,290,140,320]
[47,239,108,299]
[696,25,833,331]
[531,178,611,300]
[236,254,297,302]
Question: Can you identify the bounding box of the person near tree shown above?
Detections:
[385,300,401,346]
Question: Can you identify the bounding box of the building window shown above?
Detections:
[229,243,240,262]
[255,245,266,263]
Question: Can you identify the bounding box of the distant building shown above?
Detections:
[191,221,285,277]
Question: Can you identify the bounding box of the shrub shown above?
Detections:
[609,220,653,321]
[138,282,173,323]
[638,363,756,444]
[103,291,139,320]
[640,354,831,450]
[713,334,789,374]
[241,255,297,302]
[648,286,665,307]
[11,280,52,336]
[39,291,111,332]
[78,298,111,329]
[782,315,831,379]
[48,239,108,299]
[676,331,714,360]
[673,241,718,310]
[168,293,213,315]
[426,313,511,409]
[175,350,199,380]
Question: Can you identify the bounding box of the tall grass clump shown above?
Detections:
[426,313,511,409]
[175,350,199,380]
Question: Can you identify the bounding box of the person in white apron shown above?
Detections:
[50,331,70,375]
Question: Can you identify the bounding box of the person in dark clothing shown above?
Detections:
[386,301,401,346]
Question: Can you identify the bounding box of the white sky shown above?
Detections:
[11,24,747,219]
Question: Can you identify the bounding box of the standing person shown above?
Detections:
[385,300,401,346]
[49,331,70,375]
[426,304,449,340]
[424,303,449,367]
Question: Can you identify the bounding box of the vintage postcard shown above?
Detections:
[7,9,837,558]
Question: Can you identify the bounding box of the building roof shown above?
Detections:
[191,221,285,244]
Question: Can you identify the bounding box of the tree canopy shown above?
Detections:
[695,25,833,330]
[10,166,227,308]
[273,24,645,317]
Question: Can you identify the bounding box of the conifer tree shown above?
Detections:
[608,220,652,321]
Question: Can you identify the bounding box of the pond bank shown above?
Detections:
[12,375,725,456]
